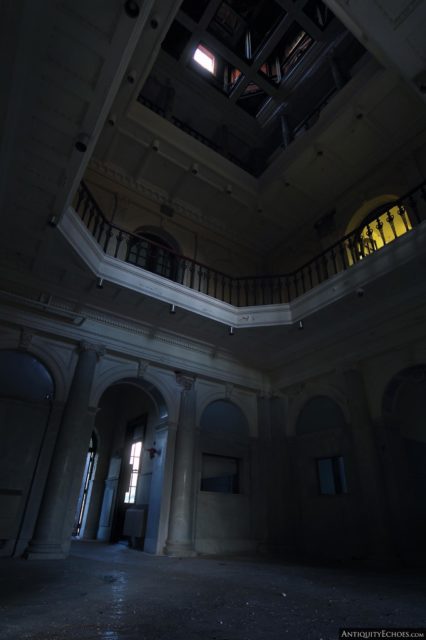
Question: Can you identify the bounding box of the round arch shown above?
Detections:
[295,395,347,436]
[382,364,426,439]
[367,355,426,420]
[91,363,173,423]
[287,383,349,437]
[132,225,181,255]
[0,339,68,402]
[345,193,400,235]
[197,389,256,437]
[200,398,250,441]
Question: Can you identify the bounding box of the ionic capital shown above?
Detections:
[78,341,106,360]
[175,372,196,391]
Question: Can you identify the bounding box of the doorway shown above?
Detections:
[111,415,146,544]
[94,380,169,554]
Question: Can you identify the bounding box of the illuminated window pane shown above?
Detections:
[193,45,215,74]
[124,441,143,504]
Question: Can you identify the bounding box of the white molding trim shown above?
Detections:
[60,206,426,329]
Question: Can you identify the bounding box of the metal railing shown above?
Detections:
[74,180,426,307]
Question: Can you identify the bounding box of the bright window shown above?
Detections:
[124,441,142,504]
[193,45,215,74]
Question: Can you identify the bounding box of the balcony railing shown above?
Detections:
[74,180,426,307]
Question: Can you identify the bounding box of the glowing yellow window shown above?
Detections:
[346,204,412,266]
[359,205,412,254]
[193,45,215,74]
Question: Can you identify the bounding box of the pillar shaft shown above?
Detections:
[343,368,392,558]
[27,342,104,559]
[165,374,197,556]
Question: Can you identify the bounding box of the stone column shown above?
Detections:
[27,342,105,559]
[343,367,392,558]
[164,373,197,556]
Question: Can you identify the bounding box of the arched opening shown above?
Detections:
[126,227,181,281]
[345,196,412,265]
[0,350,55,556]
[381,365,426,557]
[358,204,411,254]
[296,394,346,435]
[293,395,362,559]
[196,399,254,554]
[83,379,169,554]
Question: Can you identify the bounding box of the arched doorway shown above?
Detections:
[84,379,169,554]
[382,365,426,558]
[127,228,181,281]
[0,350,55,556]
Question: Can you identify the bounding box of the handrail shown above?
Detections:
[75,182,232,280]
[74,180,426,307]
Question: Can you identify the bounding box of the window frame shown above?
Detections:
[193,44,216,75]
[316,455,348,496]
[200,452,241,494]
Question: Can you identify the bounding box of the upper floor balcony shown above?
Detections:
[59,180,426,329]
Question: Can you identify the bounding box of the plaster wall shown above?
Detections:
[266,116,426,275]
[84,171,260,277]
[194,390,258,554]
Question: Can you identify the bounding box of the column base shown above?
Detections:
[24,541,67,560]
[164,540,197,557]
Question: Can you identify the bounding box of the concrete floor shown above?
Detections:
[1,542,425,640]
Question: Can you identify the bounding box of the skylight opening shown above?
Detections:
[193,44,216,74]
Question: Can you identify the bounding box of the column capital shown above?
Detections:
[78,341,106,359]
[175,372,196,391]
[137,358,150,379]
